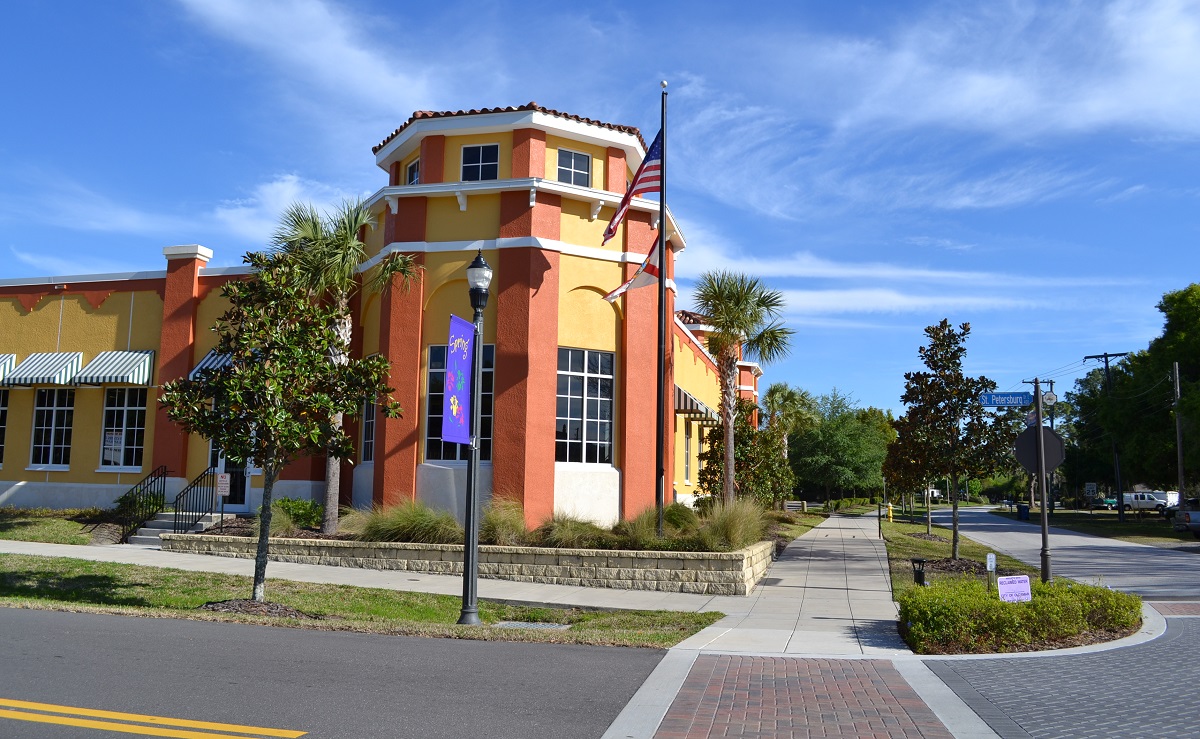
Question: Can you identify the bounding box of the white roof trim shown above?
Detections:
[366,178,686,251]
[374,109,645,172]
[673,317,717,368]
[737,361,764,378]
[0,270,166,288]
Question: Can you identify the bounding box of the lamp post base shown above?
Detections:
[457,609,481,626]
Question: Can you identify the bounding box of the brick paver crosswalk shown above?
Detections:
[654,655,953,738]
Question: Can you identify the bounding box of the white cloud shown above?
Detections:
[7,247,141,278]
[781,288,1036,315]
[210,174,360,244]
[176,0,432,116]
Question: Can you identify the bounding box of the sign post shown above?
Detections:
[216,473,231,526]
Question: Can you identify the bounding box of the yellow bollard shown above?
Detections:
[887,503,894,523]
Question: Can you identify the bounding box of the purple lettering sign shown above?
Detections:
[441,315,474,445]
[997,575,1032,603]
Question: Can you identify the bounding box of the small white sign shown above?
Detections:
[216,473,232,497]
[986,553,996,572]
[997,575,1032,602]
[1085,482,1098,495]
[1043,391,1057,405]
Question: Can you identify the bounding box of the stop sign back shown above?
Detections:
[1014,426,1065,474]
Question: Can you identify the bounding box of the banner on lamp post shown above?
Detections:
[442,314,474,445]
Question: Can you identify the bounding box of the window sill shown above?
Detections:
[26,465,69,472]
[96,467,143,474]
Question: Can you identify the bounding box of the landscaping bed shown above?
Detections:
[161,534,775,596]
[882,520,1142,654]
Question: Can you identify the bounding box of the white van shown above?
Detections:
[1123,491,1177,512]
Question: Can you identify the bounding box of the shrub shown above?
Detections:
[535,514,616,549]
[254,501,300,538]
[337,506,369,536]
[357,501,464,544]
[696,499,767,552]
[481,499,528,546]
[663,502,700,534]
[613,508,661,550]
[898,578,1142,654]
[274,498,323,530]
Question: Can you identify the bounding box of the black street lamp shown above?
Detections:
[458,249,492,626]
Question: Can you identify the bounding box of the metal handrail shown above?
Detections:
[173,467,217,534]
[118,465,169,543]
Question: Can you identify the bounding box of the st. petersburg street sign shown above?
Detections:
[979,392,1033,407]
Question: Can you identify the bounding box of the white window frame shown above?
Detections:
[0,389,7,469]
[361,400,376,463]
[425,344,495,462]
[461,144,499,182]
[406,158,420,185]
[684,420,691,484]
[557,148,591,187]
[98,387,148,471]
[555,348,615,465]
[29,388,74,470]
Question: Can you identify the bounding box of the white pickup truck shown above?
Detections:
[1123,491,1177,513]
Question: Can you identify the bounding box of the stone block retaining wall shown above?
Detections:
[159,535,775,596]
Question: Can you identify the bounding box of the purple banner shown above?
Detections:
[441,314,474,445]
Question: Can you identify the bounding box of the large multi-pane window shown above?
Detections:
[556,348,614,464]
[0,389,7,466]
[361,400,376,463]
[557,149,591,187]
[426,344,494,461]
[461,144,499,182]
[100,388,147,468]
[31,389,74,467]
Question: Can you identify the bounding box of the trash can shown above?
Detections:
[1017,504,1030,521]
[910,558,927,587]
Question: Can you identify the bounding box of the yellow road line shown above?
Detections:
[0,699,305,738]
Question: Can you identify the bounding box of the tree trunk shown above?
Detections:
[719,353,738,505]
[321,310,353,534]
[925,488,931,535]
[252,464,278,603]
[950,471,960,559]
[322,413,342,534]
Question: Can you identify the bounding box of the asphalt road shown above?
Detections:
[0,608,664,739]
[929,505,1200,598]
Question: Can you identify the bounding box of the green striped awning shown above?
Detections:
[188,349,231,380]
[4,352,83,387]
[0,354,14,385]
[75,350,155,386]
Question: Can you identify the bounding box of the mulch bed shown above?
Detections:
[199,599,318,620]
[202,518,351,540]
[906,532,949,542]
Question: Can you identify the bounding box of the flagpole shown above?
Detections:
[655,81,668,537]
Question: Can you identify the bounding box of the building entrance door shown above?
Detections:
[209,444,249,510]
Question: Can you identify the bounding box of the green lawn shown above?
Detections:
[0,553,723,648]
[0,508,112,545]
[881,519,1039,599]
[990,508,1195,548]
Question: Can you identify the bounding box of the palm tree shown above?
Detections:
[761,382,817,461]
[271,199,420,533]
[692,271,794,504]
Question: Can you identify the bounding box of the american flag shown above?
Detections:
[603,242,660,303]
[601,130,663,246]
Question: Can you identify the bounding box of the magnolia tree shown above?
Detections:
[160,253,400,602]
[895,320,1012,558]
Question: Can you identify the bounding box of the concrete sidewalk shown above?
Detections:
[0,510,1174,738]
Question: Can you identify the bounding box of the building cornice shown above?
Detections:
[367,178,686,252]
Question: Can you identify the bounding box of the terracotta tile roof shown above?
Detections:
[372,102,647,154]
[676,310,711,325]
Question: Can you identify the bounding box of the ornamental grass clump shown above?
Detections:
[480,499,529,546]
[695,499,768,552]
[356,501,464,544]
[613,508,661,550]
[897,578,1142,654]
[535,514,616,549]
[663,502,701,534]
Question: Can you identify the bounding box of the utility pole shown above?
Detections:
[1175,361,1186,502]
[1023,378,1053,582]
[1085,352,1132,523]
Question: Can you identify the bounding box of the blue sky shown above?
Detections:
[2,0,1197,414]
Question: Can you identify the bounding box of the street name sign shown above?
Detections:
[980,392,1033,407]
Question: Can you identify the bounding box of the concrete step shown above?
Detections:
[127,534,165,546]
[127,513,238,547]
